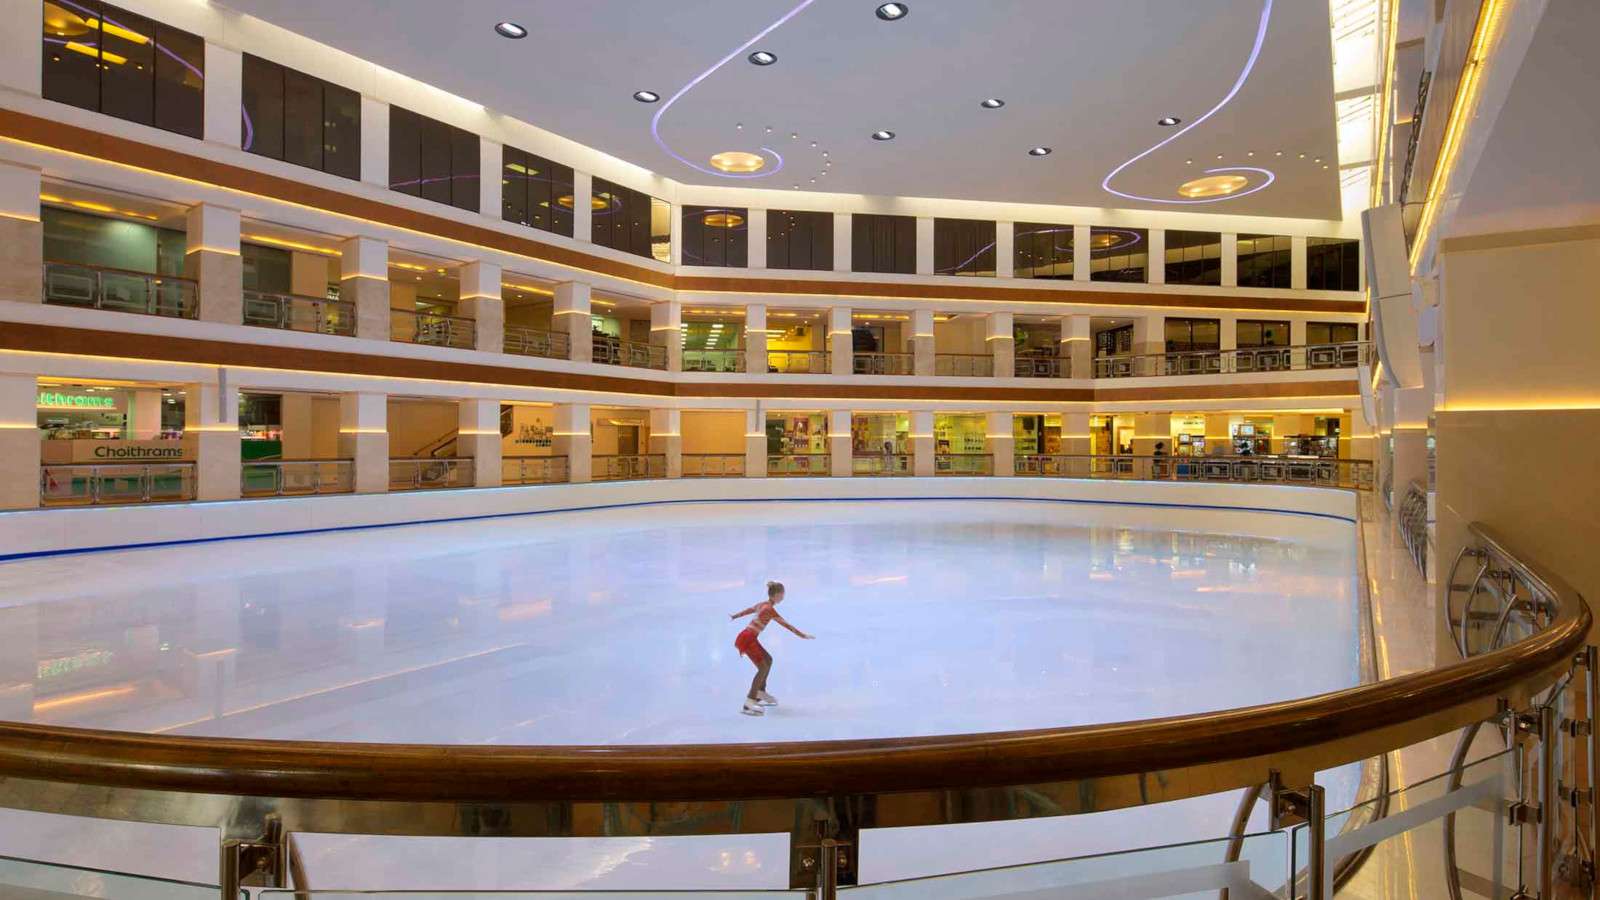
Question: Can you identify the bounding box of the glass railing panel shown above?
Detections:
[766,351,829,374]
[767,454,831,477]
[682,454,746,477]
[260,891,803,898]
[683,349,746,373]
[0,853,219,900]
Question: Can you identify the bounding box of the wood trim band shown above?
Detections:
[2,108,1365,314]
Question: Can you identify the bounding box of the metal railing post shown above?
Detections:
[1539,703,1557,898]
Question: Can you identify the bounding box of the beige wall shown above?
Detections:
[280,393,340,459]
[505,300,554,330]
[682,410,746,454]
[934,315,987,355]
[503,404,554,458]
[388,399,460,457]
[591,408,650,456]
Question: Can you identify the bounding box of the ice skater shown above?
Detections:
[730,581,814,716]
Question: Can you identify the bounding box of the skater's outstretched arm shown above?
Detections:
[772,611,815,639]
[729,604,759,620]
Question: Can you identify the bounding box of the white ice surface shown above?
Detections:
[0,498,1359,891]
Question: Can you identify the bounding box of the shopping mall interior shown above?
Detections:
[0,0,1594,896]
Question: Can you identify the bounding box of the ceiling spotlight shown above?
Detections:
[822,151,829,158]
[875,2,909,21]
[810,141,818,148]
[1185,159,1193,165]
[1314,157,1323,163]
[632,90,660,103]
[1157,116,1181,126]
[1216,154,1224,159]
[1274,150,1283,156]
[765,126,774,134]
[980,98,1005,109]
[748,50,777,66]
[1027,146,1052,157]
[790,132,798,139]
[871,130,895,141]
[1246,151,1254,157]
[1298,153,1306,158]
[494,21,528,39]
[809,178,816,183]
[736,123,743,130]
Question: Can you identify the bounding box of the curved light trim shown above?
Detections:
[650,0,819,179]
[1101,0,1276,204]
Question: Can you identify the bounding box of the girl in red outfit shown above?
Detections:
[730,581,814,716]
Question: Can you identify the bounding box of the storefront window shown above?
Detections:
[241,242,292,293]
[767,210,833,271]
[851,413,910,455]
[1013,414,1063,456]
[933,218,996,276]
[681,206,748,268]
[851,214,916,274]
[1089,227,1148,282]
[501,146,575,238]
[37,383,190,469]
[935,414,986,455]
[241,54,360,180]
[765,412,827,455]
[1164,230,1221,285]
[43,206,186,275]
[1013,222,1074,279]
[42,1,205,139]
[1095,325,1133,357]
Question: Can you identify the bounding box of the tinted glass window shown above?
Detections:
[1236,319,1290,348]
[42,2,205,139]
[851,214,915,274]
[1238,233,1291,289]
[98,5,155,127]
[240,53,283,158]
[682,206,748,268]
[243,54,362,181]
[387,106,420,197]
[1013,222,1074,279]
[1090,227,1148,282]
[933,218,995,277]
[1308,322,1360,345]
[1164,318,1221,352]
[767,209,832,271]
[321,82,361,180]
[1306,238,1361,291]
[592,179,668,261]
[390,107,478,212]
[1164,230,1221,286]
[281,67,321,170]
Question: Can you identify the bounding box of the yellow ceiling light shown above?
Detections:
[42,3,91,37]
[243,233,338,255]
[88,17,149,45]
[553,194,609,211]
[709,151,766,174]
[65,41,126,65]
[1177,174,1250,198]
[702,212,745,228]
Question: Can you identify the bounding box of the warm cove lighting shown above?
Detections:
[702,211,745,228]
[709,151,766,174]
[1178,174,1249,198]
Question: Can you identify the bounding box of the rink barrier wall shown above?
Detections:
[0,477,1357,562]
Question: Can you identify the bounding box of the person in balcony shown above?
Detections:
[729,581,814,716]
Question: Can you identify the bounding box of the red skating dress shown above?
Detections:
[735,601,776,664]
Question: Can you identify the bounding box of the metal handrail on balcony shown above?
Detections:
[852,453,913,476]
[853,351,914,376]
[240,459,354,497]
[1014,354,1069,378]
[1093,342,1370,378]
[681,453,746,477]
[767,453,831,477]
[502,455,568,485]
[1013,453,1375,490]
[503,325,571,360]
[42,260,198,319]
[934,453,993,476]
[388,457,474,491]
[683,349,746,373]
[766,350,830,374]
[933,353,994,377]
[1399,480,1430,576]
[242,290,355,336]
[593,337,668,370]
[391,309,475,349]
[39,462,196,506]
[592,453,667,481]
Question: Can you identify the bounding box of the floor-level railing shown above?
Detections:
[1399,480,1430,576]
[853,453,913,476]
[592,454,667,481]
[935,453,993,476]
[503,325,570,360]
[502,455,568,485]
[681,453,746,477]
[767,350,831,374]
[42,261,198,319]
[388,457,474,491]
[391,309,475,349]
[242,291,355,336]
[683,349,746,373]
[767,453,831,477]
[241,460,354,497]
[1014,453,1374,489]
[593,338,667,370]
[934,353,994,377]
[854,351,914,376]
[1093,342,1369,378]
[1014,354,1069,378]
[39,462,196,506]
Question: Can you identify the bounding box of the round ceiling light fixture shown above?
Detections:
[871,130,896,141]
[1027,146,1052,157]
[1177,174,1250,198]
[632,90,660,103]
[702,211,746,228]
[1157,115,1181,126]
[494,21,527,39]
[980,98,1005,109]
[748,50,777,66]
[875,2,909,20]
[709,151,767,174]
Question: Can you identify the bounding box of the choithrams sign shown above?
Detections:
[37,391,116,410]
[92,444,184,460]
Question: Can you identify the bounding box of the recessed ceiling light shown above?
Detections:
[748,50,777,66]
[632,90,660,103]
[1185,159,1193,165]
[1275,150,1283,156]
[1178,174,1250,198]
[1299,153,1306,159]
[810,141,818,148]
[494,22,527,39]
[1314,157,1323,163]
[980,98,1005,109]
[1027,146,1052,157]
[875,3,909,21]
[871,130,895,141]
[709,151,766,173]
[1157,116,1181,126]
[1216,154,1224,159]
[736,123,744,130]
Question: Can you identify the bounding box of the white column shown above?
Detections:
[1147,229,1166,285]
[202,43,242,147]
[988,312,1015,378]
[479,139,502,219]
[649,408,681,478]
[1219,314,1238,352]
[1062,411,1092,456]
[457,398,501,488]
[829,410,853,477]
[0,0,41,96]
[744,408,766,478]
[0,161,42,303]
[340,236,390,341]
[988,411,1015,477]
[1221,233,1239,287]
[829,307,853,376]
[745,303,768,375]
[185,204,242,326]
[747,208,768,269]
[912,308,935,376]
[458,261,503,353]
[572,172,594,242]
[0,375,37,509]
[359,97,388,189]
[1292,235,1309,290]
[832,213,852,272]
[1072,225,1091,282]
[554,281,593,363]
[1064,314,1092,379]
[995,222,1014,278]
[183,381,240,502]
[651,300,683,372]
[129,390,163,440]
[915,218,935,275]
[1291,319,1309,346]
[911,410,935,477]
[554,403,592,483]
[339,392,389,493]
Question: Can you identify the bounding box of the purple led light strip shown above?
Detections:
[650,0,821,179]
[1100,0,1277,205]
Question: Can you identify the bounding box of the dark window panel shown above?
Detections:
[152,20,203,138]
[628,192,648,257]
[501,145,528,226]
[767,211,790,269]
[417,115,452,205]
[99,6,155,128]
[548,162,573,237]
[240,53,283,158]
[1090,227,1148,282]
[388,106,421,196]
[1164,317,1221,352]
[1014,222,1074,280]
[42,0,102,111]
[281,66,321,170]
[681,206,707,265]
[321,81,360,180]
[449,125,479,212]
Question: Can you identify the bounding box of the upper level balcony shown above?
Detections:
[1093,342,1368,378]
[42,261,197,320]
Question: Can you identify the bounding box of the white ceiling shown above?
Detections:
[220,0,1345,219]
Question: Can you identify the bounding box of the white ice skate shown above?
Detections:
[741,699,765,716]
[755,690,779,706]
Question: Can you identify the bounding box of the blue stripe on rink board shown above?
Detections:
[0,491,1357,563]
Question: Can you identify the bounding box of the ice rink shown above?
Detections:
[0,497,1362,890]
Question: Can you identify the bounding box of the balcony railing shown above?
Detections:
[241,459,354,497]
[683,349,746,373]
[242,290,355,336]
[1093,342,1369,378]
[1014,453,1375,490]
[767,350,830,374]
[42,261,197,319]
[854,351,914,376]
[853,453,913,476]
[388,457,475,491]
[1399,480,1430,576]
[934,353,994,377]
[503,325,571,360]
[1014,354,1069,378]
[391,309,475,349]
[767,453,831,477]
[39,462,196,506]
[500,455,567,485]
[592,453,667,481]
[593,337,668,370]
[935,453,993,476]
[681,453,746,477]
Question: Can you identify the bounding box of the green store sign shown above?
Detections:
[37,391,116,410]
